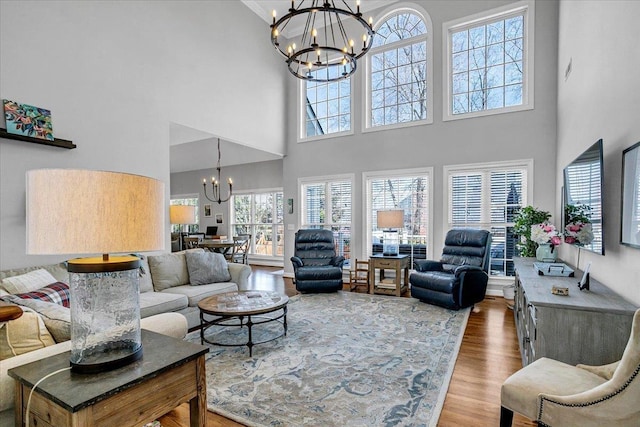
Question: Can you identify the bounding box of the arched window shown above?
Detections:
[367,9,432,129]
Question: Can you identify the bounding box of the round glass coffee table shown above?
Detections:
[197,290,289,356]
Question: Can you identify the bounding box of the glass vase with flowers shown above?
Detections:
[531,222,563,261]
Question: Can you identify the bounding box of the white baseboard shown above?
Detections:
[248,258,284,268]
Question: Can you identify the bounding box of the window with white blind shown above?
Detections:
[364,168,432,265]
[445,160,532,277]
[300,175,353,266]
[230,190,284,258]
[443,1,534,121]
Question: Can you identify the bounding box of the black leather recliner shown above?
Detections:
[291,229,345,293]
[410,228,491,310]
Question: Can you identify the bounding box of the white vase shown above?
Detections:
[536,243,557,262]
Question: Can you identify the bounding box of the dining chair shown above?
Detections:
[229,234,251,264]
[184,236,202,249]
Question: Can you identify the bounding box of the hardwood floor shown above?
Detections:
[159,266,535,426]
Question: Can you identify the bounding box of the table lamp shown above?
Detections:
[169,205,196,251]
[26,169,164,373]
[377,210,404,256]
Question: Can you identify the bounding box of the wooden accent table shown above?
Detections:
[8,330,208,427]
[369,254,410,296]
[198,291,289,356]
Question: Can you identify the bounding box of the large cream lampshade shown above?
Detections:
[26,169,165,373]
[377,210,404,256]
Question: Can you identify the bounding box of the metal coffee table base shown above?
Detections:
[200,307,287,356]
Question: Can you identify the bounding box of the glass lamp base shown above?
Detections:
[68,256,142,374]
[382,230,399,256]
[70,344,143,374]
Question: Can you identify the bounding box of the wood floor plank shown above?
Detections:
[159,267,537,426]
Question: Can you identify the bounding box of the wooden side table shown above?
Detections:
[369,254,410,296]
[9,330,209,427]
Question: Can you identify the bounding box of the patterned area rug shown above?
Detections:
[186,292,469,427]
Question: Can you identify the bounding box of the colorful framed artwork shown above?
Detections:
[204,204,212,217]
[3,99,54,141]
[215,213,223,224]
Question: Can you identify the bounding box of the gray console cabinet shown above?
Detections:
[513,257,637,367]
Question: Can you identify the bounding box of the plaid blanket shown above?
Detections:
[14,282,70,307]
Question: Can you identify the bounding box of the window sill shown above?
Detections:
[362,117,433,134]
[442,103,534,122]
[297,129,354,144]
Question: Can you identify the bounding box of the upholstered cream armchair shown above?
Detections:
[500,308,640,427]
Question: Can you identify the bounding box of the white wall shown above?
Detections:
[556,0,640,305]
[0,1,286,269]
[170,159,284,237]
[282,0,560,277]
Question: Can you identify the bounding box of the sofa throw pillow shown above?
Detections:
[135,254,154,293]
[0,269,58,294]
[185,251,231,285]
[0,306,55,360]
[14,282,70,307]
[0,295,71,343]
[147,252,191,291]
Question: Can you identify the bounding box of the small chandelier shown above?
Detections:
[270,0,375,82]
[203,138,232,204]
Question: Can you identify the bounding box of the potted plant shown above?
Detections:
[513,206,551,257]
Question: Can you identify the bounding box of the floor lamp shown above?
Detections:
[26,169,164,373]
[170,205,196,252]
[377,210,404,256]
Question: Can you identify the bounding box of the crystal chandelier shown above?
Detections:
[203,138,233,204]
[270,0,375,82]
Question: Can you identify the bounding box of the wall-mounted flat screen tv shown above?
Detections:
[563,139,604,255]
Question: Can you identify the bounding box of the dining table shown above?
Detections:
[198,239,236,255]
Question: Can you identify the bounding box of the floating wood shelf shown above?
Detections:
[0,128,76,149]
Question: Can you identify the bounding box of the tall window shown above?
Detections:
[170,195,199,233]
[445,160,532,277]
[444,1,534,120]
[302,70,351,140]
[300,175,353,266]
[365,169,432,265]
[367,9,431,129]
[230,190,284,258]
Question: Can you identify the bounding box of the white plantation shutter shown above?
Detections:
[446,161,530,277]
[301,177,353,264]
[365,170,431,262]
[303,184,325,225]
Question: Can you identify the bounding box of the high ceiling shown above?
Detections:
[170,123,282,174]
[171,1,396,174]
[241,0,396,37]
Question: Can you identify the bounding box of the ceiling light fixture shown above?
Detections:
[203,138,233,204]
[270,0,375,82]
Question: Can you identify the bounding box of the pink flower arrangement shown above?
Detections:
[530,222,563,246]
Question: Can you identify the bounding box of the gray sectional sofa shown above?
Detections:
[0,248,251,422]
